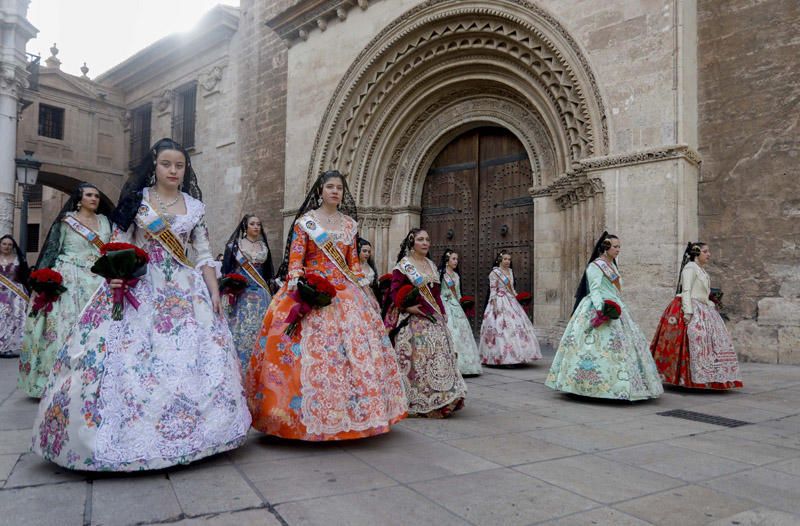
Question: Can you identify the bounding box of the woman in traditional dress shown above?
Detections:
[222,214,274,374]
[357,237,380,300]
[478,249,542,366]
[18,184,111,397]
[546,232,663,400]
[386,229,466,418]
[31,138,250,471]
[438,249,482,376]
[0,236,29,359]
[246,170,407,441]
[651,242,742,389]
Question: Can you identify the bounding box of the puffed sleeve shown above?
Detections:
[587,264,605,312]
[681,264,696,315]
[190,216,221,276]
[287,223,307,280]
[109,223,134,244]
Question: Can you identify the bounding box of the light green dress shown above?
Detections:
[17,213,111,397]
[545,259,663,401]
[441,271,482,376]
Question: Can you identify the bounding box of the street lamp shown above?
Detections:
[14,150,41,254]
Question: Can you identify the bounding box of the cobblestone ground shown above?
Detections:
[1,351,799,526]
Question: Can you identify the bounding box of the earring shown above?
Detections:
[76,202,82,211]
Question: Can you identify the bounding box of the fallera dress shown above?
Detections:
[478,268,542,365]
[31,190,251,471]
[387,256,467,417]
[546,259,663,400]
[0,260,28,356]
[18,213,111,398]
[440,270,482,376]
[651,261,742,389]
[225,241,272,375]
[246,211,407,441]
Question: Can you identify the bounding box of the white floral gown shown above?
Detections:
[441,271,482,375]
[478,268,542,365]
[31,189,251,471]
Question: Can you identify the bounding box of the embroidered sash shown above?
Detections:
[235,247,270,291]
[398,257,442,317]
[443,271,459,299]
[297,215,361,285]
[593,259,622,292]
[62,215,105,251]
[136,200,193,267]
[0,272,29,302]
[493,268,517,295]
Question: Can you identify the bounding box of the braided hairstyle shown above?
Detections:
[438,248,460,282]
[396,227,424,263]
[572,231,619,314]
[675,241,706,293]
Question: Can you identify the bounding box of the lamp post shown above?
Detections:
[14,150,41,254]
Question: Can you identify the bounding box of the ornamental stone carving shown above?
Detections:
[156,89,173,113]
[307,0,608,205]
[201,66,224,93]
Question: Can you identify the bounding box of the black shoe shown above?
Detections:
[0,351,19,359]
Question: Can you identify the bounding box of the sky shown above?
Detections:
[26,0,240,78]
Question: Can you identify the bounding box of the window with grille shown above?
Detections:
[38,104,65,139]
[129,103,152,169]
[172,82,197,149]
[26,224,40,251]
[28,184,43,208]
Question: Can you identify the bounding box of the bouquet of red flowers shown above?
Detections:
[91,242,149,321]
[516,291,533,312]
[284,273,337,336]
[219,273,248,306]
[28,268,67,317]
[459,295,476,318]
[590,299,622,328]
[395,284,436,323]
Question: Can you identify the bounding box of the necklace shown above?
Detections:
[315,209,341,229]
[151,189,180,212]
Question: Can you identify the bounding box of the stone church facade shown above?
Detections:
[6,0,798,362]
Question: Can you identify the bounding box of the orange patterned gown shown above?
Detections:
[246,211,407,440]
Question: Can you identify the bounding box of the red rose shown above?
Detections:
[30,268,63,285]
[395,284,414,309]
[306,273,337,298]
[101,242,149,263]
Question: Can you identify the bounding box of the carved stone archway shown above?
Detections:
[301,0,610,338]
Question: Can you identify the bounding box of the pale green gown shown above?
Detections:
[441,271,482,376]
[545,259,663,400]
[18,213,111,397]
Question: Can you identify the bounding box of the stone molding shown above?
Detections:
[578,144,702,173]
[307,0,608,203]
[267,0,376,44]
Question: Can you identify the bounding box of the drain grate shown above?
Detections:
[657,409,751,428]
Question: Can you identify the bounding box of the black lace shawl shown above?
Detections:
[110,138,202,232]
[572,231,616,314]
[222,215,275,283]
[35,182,111,270]
[0,235,30,285]
[276,170,358,279]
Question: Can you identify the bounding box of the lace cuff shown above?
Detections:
[196,258,222,278]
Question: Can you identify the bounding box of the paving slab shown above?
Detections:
[515,454,683,504]
[706,507,800,526]
[4,452,86,488]
[169,464,263,517]
[409,468,597,526]
[275,486,470,526]
[446,432,581,466]
[91,475,183,526]
[701,467,800,515]
[614,485,756,525]
[0,481,85,526]
[0,429,32,455]
[239,452,396,504]
[0,453,19,483]
[597,443,752,482]
[538,507,655,526]
[156,509,283,526]
[527,423,652,453]
[665,433,800,465]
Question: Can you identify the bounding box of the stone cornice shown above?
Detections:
[267,0,378,44]
[96,5,238,90]
[579,144,701,173]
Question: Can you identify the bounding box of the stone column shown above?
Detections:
[0,0,37,236]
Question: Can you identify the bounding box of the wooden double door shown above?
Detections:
[421,127,534,331]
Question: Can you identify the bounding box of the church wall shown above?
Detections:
[697,0,800,363]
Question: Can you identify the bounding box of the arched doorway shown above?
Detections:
[421,126,534,329]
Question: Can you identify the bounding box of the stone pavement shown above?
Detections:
[1,352,799,526]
